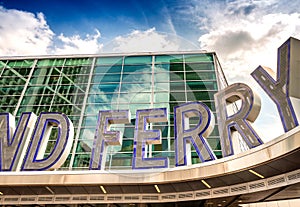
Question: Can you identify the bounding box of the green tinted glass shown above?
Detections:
[124,56,152,64]
[96,56,123,65]
[155,55,183,63]
[184,54,213,62]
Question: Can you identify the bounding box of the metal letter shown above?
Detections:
[132,108,168,169]
[174,102,216,166]
[90,110,130,170]
[0,112,37,171]
[214,83,263,157]
[251,37,300,132]
[21,112,74,171]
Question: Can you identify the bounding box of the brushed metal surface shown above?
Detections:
[0,126,299,186]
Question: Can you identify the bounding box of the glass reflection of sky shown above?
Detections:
[81,63,171,154]
[76,54,221,167]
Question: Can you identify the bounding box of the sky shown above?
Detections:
[0,0,300,142]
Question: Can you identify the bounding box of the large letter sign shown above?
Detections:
[251,37,300,132]
[214,83,263,157]
[132,108,168,169]
[22,112,74,171]
[90,110,131,170]
[1,37,300,172]
[174,102,216,166]
[0,112,37,171]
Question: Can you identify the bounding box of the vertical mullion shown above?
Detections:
[68,57,96,170]
[183,55,187,102]
[13,59,38,117]
[151,55,155,107]
[116,56,125,110]
[49,59,67,112]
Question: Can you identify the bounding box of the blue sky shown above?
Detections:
[1,0,300,141]
[0,0,201,44]
[0,0,299,61]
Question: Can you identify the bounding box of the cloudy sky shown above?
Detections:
[1,0,300,141]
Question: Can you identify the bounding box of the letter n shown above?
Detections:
[0,112,37,171]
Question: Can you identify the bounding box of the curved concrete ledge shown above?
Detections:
[1,167,300,204]
[0,126,300,187]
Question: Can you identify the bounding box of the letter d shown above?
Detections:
[21,112,74,171]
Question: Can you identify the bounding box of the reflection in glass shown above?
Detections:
[0,52,224,170]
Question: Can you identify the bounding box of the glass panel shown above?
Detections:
[0,75,26,86]
[90,83,120,93]
[120,140,133,152]
[210,127,220,136]
[63,66,90,75]
[0,60,7,68]
[2,68,31,78]
[155,55,183,63]
[154,72,170,82]
[169,63,184,71]
[185,71,216,80]
[186,91,215,101]
[85,104,112,113]
[73,154,91,168]
[170,72,184,81]
[119,92,151,103]
[154,92,169,102]
[37,59,57,67]
[87,93,118,103]
[207,138,221,150]
[120,83,151,92]
[154,63,170,72]
[154,82,169,92]
[170,92,186,102]
[124,56,152,64]
[92,74,121,83]
[184,54,213,62]
[65,58,92,66]
[53,59,65,66]
[7,60,34,68]
[76,140,93,152]
[94,65,122,73]
[185,63,214,71]
[33,68,50,76]
[186,81,218,90]
[122,73,152,83]
[123,64,151,73]
[82,115,98,127]
[96,56,123,65]
[170,82,185,91]
[187,91,216,102]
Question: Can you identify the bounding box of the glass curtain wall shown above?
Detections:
[0,52,225,171]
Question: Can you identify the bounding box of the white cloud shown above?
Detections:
[195,0,300,141]
[103,28,186,53]
[0,6,104,56]
[197,1,300,83]
[0,7,194,56]
[54,29,103,54]
[0,6,54,56]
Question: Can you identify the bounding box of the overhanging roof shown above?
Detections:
[0,127,300,205]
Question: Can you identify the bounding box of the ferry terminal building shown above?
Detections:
[0,37,300,206]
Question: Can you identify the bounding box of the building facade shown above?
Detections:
[0,52,227,171]
[1,38,300,207]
